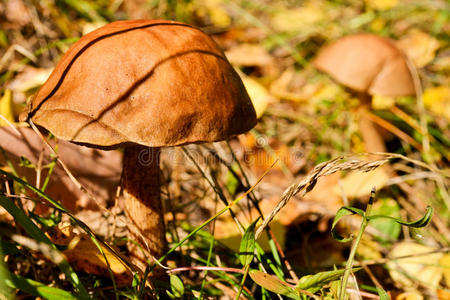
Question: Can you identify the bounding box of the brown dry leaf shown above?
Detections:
[50,224,131,283]
[397,29,441,68]
[387,242,443,291]
[333,167,389,199]
[0,126,121,212]
[423,86,450,122]
[225,44,273,67]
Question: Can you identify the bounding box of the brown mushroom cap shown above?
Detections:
[314,34,415,97]
[26,20,256,148]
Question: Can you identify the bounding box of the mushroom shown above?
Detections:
[22,20,257,263]
[313,33,415,153]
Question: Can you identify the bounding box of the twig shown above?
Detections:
[167,266,245,274]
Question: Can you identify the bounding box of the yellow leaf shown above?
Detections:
[387,242,443,290]
[440,254,450,288]
[65,236,128,275]
[423,86,450,122]
[50,225,130,281]
[194,0,230,28]
[397,29,441,68]
[365,0,398,10]
[372,94,395,110]
[396,291,423,300]
[271,2,324,32]
[333,167,389,199]
[357,236,383,260]
[370,17,387,32]
[0,90,14,126]
[240,73,274,118]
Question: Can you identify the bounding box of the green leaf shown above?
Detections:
[331,206,364,243]
[249,270,300,299]
[376,286,390,300]
[296,268,361,293]
[370,199,401,243]
[169,274,184,298]
[367,206,433,228]
[239,218,260,266]
[0,263,78,300]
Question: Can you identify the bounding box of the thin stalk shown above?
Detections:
[339,188,375,300]
[236,264,251,300]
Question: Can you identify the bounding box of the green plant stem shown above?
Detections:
[339,188,375,300]
[236,265,250,300]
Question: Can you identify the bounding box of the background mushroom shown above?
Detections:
[22,20,257,265]
[313,33,415,153]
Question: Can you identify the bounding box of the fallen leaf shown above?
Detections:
[271,2,325,32]
[6,67,53,105]
[333,167,389,199]
[0,127,122,212]
[239,73,274,118]
[194,0,230,28]
[372,94,396,110]
[270,67,322,102]
[365,0,398,10]
[440,254,450,288]
[397,29,441,68]
[50,224,131,283]
[81,21,108,35]
[387,242,443,291]
[396,291,424,300]
[356,236,383,260]
[225,43,273,67]
[423,86,450,122]
[5,0,31,27]
[437,289,450,300]
[0,90,14,125]
[429,55,450,73]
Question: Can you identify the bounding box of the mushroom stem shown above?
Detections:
[122,145,165,260]
[357,105,387,154]
[356,94,387,156]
